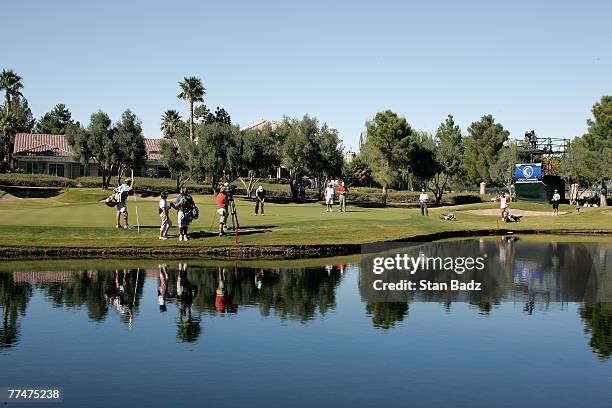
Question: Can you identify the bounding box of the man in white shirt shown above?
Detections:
[254,185,266,216]
[325,183,335,212]
[419,188,429,216]
[551,189,561,216]
[497,191,510,219]
[114,177,133,228]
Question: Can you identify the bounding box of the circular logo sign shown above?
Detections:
[522,166,534,179]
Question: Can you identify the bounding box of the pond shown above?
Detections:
[1,236,611,407]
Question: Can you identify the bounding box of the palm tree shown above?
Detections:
[0,69,24,166]
[177,76,205,142]
[160,109,182,139]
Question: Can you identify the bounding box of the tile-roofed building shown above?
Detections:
[14,133,73,157]
[241,119,282,132]
[144,138,165,161]
[13,133,172,179]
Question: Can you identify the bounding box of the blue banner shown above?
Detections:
[515,163,542,181]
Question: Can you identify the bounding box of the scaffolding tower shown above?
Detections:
[516,130,569,175]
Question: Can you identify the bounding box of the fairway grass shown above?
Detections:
[0,189,610,254]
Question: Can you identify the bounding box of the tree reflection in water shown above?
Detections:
[0,238,610,359]
[580,303,612,360]
[0,273,32,348]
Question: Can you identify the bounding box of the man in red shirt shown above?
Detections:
[216,187,229,237]
[338,182,348,212]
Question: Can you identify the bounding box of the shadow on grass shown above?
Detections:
[0,186,63,199]
[236,197,320,205]
[188,226,276,239]
[137,190,162,198]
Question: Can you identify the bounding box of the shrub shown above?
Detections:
[0,173,77,187]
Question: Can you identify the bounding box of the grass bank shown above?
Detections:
[0,173,486,204]
[0,188,609,258]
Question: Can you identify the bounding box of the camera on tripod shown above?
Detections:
[226,184,237,201]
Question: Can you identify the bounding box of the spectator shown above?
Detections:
[551,189,561,216]
[419,188,429,216]
[254,185,266,216]
[216,187,229,237]
[338,182,348,212]
[174,187,198,241]
[324,183,335,212]
[158,190,173,240]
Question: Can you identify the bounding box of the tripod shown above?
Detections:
[228,198,240,243]
[228,198,239,230]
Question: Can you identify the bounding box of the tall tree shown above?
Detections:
[344,154,376,187]
[66,111,115,189]
[409,131,442,201]
[8,96,36,133]
[314,123,344,196]
[233,124,281,197]
[35,103,74,134]
[463,114,509,185]
[361,110,413,205]
[160,109,182,139]
[212,107,231,125]
[178,76,205,141]
[280,115,343,199]
[0,69,24,167]
[193,105,231,126]
[582,96,611,206]
[490,141,518,198]
[280,115,321,190]
[561,136,607,204]
[194,122,238,193]
[193,104,211,124]
[114,110,147,184]
[160,138,189,193]
[0,96,37,164]
[67,110,146,189]
[416,115,465,205]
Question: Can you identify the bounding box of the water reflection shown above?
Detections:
[0,273,32,348]
[0,237,611,360]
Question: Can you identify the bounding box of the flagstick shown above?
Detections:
[132,169,140,233]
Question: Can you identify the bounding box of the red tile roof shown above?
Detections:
[13,133,171,162]
[13,133,73,157]
[144,138,165,161]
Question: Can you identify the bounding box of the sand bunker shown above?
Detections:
[466,209,566,216]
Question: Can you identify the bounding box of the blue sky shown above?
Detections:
[3,0,611,151]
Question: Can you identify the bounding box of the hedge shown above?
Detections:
[0,173,483,205]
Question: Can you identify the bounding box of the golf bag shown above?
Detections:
[504,214,522,223]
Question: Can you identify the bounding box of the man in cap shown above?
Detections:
[174,186,197,241]
[551,189,561,216]
[254,185,266,216]
[324,183,335,212]
[419,188,429,216]
[216,185,229,237]
[114,175,134,228]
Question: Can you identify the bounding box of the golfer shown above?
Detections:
[174,187,197,241]
[419,188,429,216]
[254,185,266,216]
[325,183,335,212]
[551,189,561,216]
[338,182,348,212]
[158,191,173,240]
[216,186,229,237]
[114,175,134,228]
[496,191,510,219]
